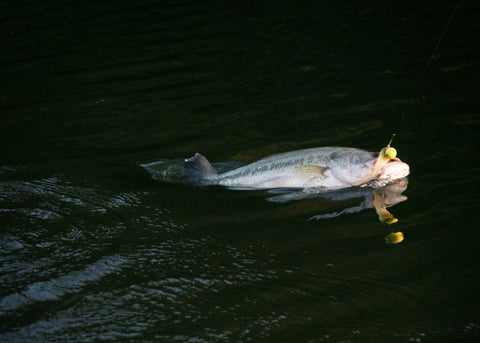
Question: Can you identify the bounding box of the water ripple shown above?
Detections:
[0,176,146,218]
[0,254,129,315]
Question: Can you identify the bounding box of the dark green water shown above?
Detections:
[1,0,479,342]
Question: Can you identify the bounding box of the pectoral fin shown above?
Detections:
[295,165,328,180]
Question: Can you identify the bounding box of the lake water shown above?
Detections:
[1,0,479,342]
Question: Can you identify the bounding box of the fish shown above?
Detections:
[181,145,410,190]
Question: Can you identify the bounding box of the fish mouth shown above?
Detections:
[381,159,410,180]
[369,157,408,182]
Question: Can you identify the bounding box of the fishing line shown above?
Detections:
[393,0,462,134]
[418,0,462,84]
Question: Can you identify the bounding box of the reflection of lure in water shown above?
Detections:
[385,232,404,245]
[179,143,409,190]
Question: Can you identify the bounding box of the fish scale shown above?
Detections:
[181,146,409,190]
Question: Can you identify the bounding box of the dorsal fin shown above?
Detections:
[182,153,217,183]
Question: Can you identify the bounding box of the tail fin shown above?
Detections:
[182,153,217,183]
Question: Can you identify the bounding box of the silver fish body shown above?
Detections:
[183,147,410,190]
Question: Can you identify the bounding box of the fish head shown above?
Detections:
[365,146,410,186]
[326,149,381,185]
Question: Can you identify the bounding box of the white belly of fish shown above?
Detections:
[216,167,350,189]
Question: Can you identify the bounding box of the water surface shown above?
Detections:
[1,0,479,342]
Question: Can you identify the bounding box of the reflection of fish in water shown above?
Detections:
[143,144,409,190]
[280,177,409,224]
[267,177,409,243]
